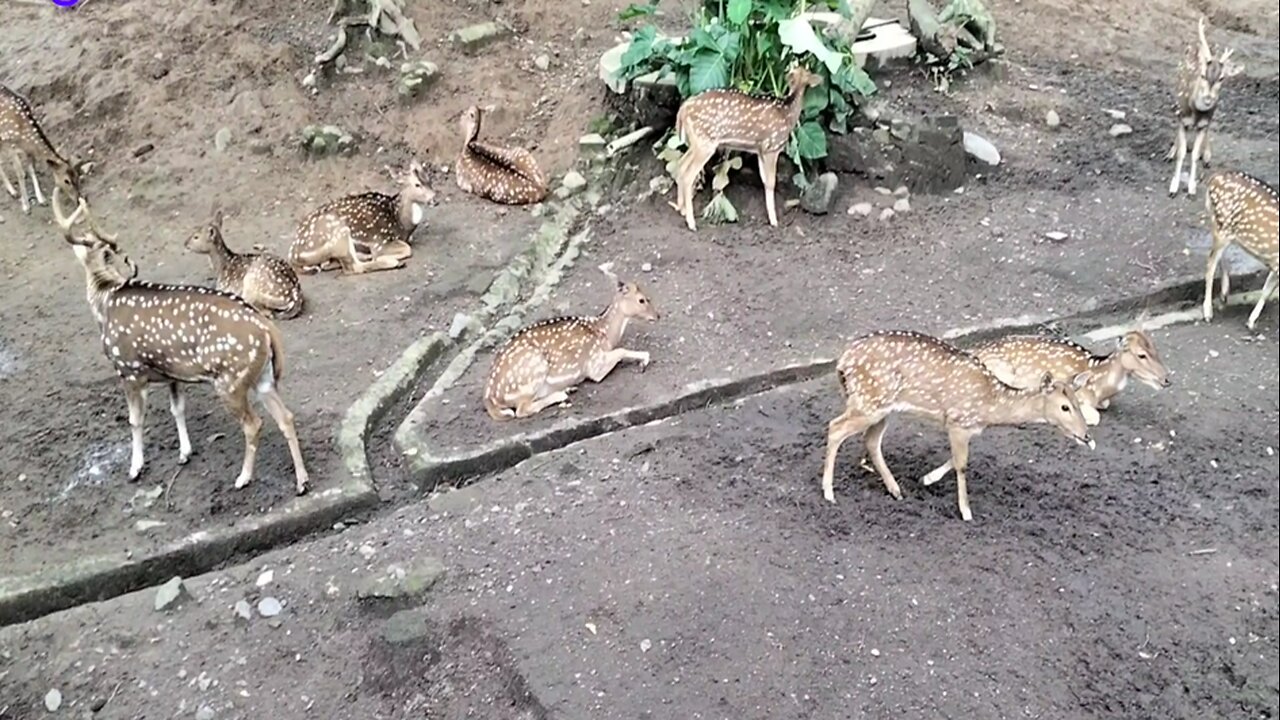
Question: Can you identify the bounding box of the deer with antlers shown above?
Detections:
[0,85,83,215]
[1167,16,1243,197]
[57,198,310,495]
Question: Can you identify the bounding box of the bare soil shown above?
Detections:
[1,320,1275,719]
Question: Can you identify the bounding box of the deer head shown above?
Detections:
[1192,16,1244,112]
[1036,371,1094,449]
[185,209,227,255]
[1116,330,1171,390]
[599,263,659,323]
[56,196,134,285]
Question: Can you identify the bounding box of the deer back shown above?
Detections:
[101,282,277,387]
[971,336,1096,386]
[295,192,405,255]
[677,90,799,153]
[486,317,607,395]
[1207,172,1280,269]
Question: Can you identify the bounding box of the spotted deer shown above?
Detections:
[484,264,660,420]
[289,161,436,274]
[186,211,304,319]
[0,84,82,214]
[823,331,1093,522]
[455,105,549,205]
[56,197,310,495]
[1202,171,1279,330]
[1168,16,1243,197]
[914,330,1170,488]
[671,65,822,232]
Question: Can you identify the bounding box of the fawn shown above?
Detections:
[1202,171,1279,330]
[0,85,82,215]
[671,65,822,232]
[1168,16,1242,197]
[823,331,1093,522]
[455,105,549,205]
[484,264,659,420]
[186,210,304,319]
[915,330,1169,488]
[289,161,436,274]
[57,197,310,495]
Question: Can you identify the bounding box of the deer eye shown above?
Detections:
[1060,404,1070,413]
[1137,353,1147,359]
[639,298,647,304]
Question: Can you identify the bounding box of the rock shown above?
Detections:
[892,197,911,213]
[560,171,587,194]
[1108,123,1133,137]
[878,207,895,221]
[256,569,273,587]
[828,115,966,193]
[196,705,215,720]
[134,519,167,532]
[233,599,252,621]
[397,60,440,98]
[428,485,485,515]
[214,127,232,152]
[247,139,271,156]
[357,556,446,602]
[641,262,653,272]
[358,543,377,560]
[847,202,873,217]
[133,143,155,159]
[257,597,282,618]
[893,186,909,197]
[1044,231,1069,242]
[45,688,62,712]
[449,22,509,53]
[640,638,652,652]
[155,576,186,611]
[874,186,892,195]
[1103,108,1127,120]
[800,173,838,215]
[578,133,607,149]
[448,312,479,340]
[1045,109,1060,128]
[963,131,1001,166]
[380,608,432,646]
[533,54,550,71]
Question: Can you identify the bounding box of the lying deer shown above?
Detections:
[57,197,310,495]
[1203,171,1279,330]
[823,331,1093,522]
[916,330,1169,488]
[0,84,82,214]
[1168,16,1242,197]
[289,161,436,275]
[455,105,549,205]
[484,264,659,420]
[186,210,304,319]
[672,65,822,232]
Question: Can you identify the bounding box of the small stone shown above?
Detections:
[449,22,509,53]
[155,576,186,611]
[800,172,838,215]
[247,139,271,155]
[357,557,446,601]
[135,519,167,532]
[962,131,1001,166]
[448,312,478,340]
[1108,123,1133,137]
[873,186,892,196]
[893,186,909,197]
[561,171,587,194]
[870,648,881,657]
[1044,231,1069,242]
[878,207,895,221]
[1045,109,1061,128]
[380,608,431,645]
[358,543,376,560]
[214,127,232,152]
[533,54,550,71]
[257,597,282,618]
[1103,108,1126,120]
[133,143,155,159]
[641,262,653,272]
[256,569,273,587]
[892,197,911,213]
[45,688,62,711]
[196,705,215,720]
[529,203,547,218]
[578,133,607,148]
[640,638,652,652]
[233,599,252,621]
[847,202,873,217]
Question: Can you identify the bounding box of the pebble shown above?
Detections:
[1044,231,1069,242]
[641,262,653,272]
[1045,109,1061,127]
[358,543,376,560]
[847,202,873,217]
[640,638,652,652]
[870,648,881,657]
[893,197,911,213]
[893,186,909,197]
[155,576,186,611]
[45,688,62,711]
[233,599,253,621]
[214,127,232,152]
[873,186,892,196]
[533,54,550,71]
[257,597,282,618]
[196,705,215,720]
[1103,108,1127,120]
[256,569,274,587]
[878,208,895,222]
[561,171,587,193]
[1108,123,1133,137]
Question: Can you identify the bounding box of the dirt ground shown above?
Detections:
[1,319,1276,719]
[1,0,1278,716]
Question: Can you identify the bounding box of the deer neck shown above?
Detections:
[981,386,1051,427]
[593,301,630,348]
[206,236,235,275]
[783,82,808,128]
[83,267,123,325]
[1087,354,1127,401]
[394,192,424,235]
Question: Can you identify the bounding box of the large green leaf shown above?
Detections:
[760,0,793,22]
[726,0,752,26]
[617,0,659,22]
[830,61,876,97]
[620,26,661,73]
[688,48,731,93]
[791,120,828,160]
[777,17,843,73]
[802,84,829,117]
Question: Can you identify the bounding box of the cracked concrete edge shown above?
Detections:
[394,271,1271,491]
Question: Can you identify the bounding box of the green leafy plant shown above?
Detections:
[618,0,876,173]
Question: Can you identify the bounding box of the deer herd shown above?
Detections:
[1,15,1275,521]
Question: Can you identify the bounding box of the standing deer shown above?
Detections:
[289,161,436,275]
[484,264,659,420]
[1202,171,1279,330]
[1168,16,1242,197]
[56,197,310,495]
[823,331,1093,522]
[671,65,822,232]
[0,84,82,214]
[185,210,304,319]
[915,330,1170,488]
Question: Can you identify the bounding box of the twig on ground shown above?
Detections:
[1187,547,1218,556]
[164,465,185,509]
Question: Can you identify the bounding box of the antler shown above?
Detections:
[1197,15,1212,64]
[53,187,119,247]
[598,262,618,283]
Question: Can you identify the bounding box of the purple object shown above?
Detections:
[52,0,81,7]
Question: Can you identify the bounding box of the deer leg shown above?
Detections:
[221,389,263,489]
[27,161,45,206]
[1202,133,1212,166]
[759,151,781,227]
[260,388,310,495]
[338,232,404,274]
[1187,128,1208,196]
[822,410,873,504]
[586,348,650,382]
[1168,125,1187,196]
[946,426,976,522]
[0,158,17,198]
[12,154,31,213]
[678,142,716,232]
[1202,241,1229,322]
[1080,403,1102,427]
[381,239,413,262]
[1246,271,1278,331]
[863,418,902,500]
[124,382,148,480]
[515,390,571,418]
[1165,134,1179,161]
[920,459,954,487]
[168,383,192,465]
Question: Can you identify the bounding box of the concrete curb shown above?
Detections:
[395,271,1269,491]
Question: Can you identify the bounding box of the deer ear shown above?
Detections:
[1039,372,1055,391]
[1070,371,1090,391]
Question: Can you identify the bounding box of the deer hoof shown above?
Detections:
[234,474,251,489]
[295,478,310,496]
